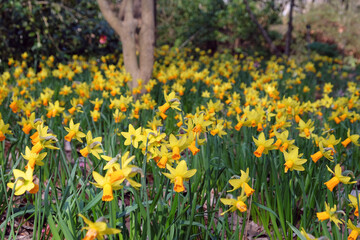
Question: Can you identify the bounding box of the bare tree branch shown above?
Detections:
[244,0,280,56]
[97,0,122,36]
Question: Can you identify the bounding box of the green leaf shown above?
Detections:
[286,221,307,240]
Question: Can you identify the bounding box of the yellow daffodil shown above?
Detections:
[162,160,196,192]
[316,202,344,228]
[7,168,39,195]
[274,130,295,152]
[64,120,86,142]
[349,194,360,217]
[90,98,104,111]
[46,100,64,118]
[167,134,187,161]
[80,131,103,159]
[0,119,12,141]
[324,164,356,192]
[220,191,248,215]
[121,124,143,148]
[283,148,307,173]
[252,132,275,158]
[347,220,360,240]
[210,122,227,138]
[31,123,59,154]
[227,168,255,197]
[158,91,181,117]
[297,119,315,139]
[102,152,142,189]
[91,171,125,201]
[311,142,333,163]
[342,129,360,147]
[300,228,318,240]
[22,146,47,170]
[79,214,120,240]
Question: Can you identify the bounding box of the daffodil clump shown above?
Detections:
[1,49,360,239]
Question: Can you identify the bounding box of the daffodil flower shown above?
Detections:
[90,98,103,111]
[220,191,248,215]
[22,146,47,170]
[348,194,360,217]
[0,119,12,141]
[159,91,181,114]
[347,220,360,240]
[310,142,333,163]
[227,168,255,197]
[342,129,360,147]
[300,228,318,240]
[79,214,120,240]
[31,123,59,154]
[283,148,307,173]
[102,151,142,189]
[297,119,315,139]
[252,132,275,158]
[91,171,125,201]
[162,160,196,192]
[80,131,103,159]
[64,120,86,142]
[121,124,143,148]
[167,134,187,161]
[316,202,344,228]
[324,164,356,192]
[46,100,64,118]
[7,168,39,195]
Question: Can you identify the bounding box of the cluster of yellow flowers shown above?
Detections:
[2,48,360,239]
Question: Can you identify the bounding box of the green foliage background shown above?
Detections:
[0,0,283,62]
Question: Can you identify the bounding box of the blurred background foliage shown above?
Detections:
[0,0,120,60]
[0,0,360,63]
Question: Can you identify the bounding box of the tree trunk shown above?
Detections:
[97,0,155,92]
[243,0,280,56]
[285,0,295,56]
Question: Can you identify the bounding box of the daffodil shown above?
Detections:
[22,146,47,170]
[274,130,295,152]
[91,171,125,201]
[162,160,196,192]
[31,123,59,154]
[310,142,333,163]
[79,214,120,240]
[46,100,64,118]
[347,220,360,240]
[300,228,318,240]
[7,168,39,195]
[102,152,142,189]
[227,168,255,197]
[90,98,104,111]
[252,132,275,157]
[121,124,143,148]
[80,131,103,159]
[113,109,126,123]
[0,119,12,141]
[64,120,86,142]
[154,145,173,169]
[342,129,360,147]
[159,91,181,114]
[210,123,227,138]
[297,119,315,139]
[316,202,344,228]
[283,148,307,173]
[167,134,187,161]
[220,191,248,215]
[324,164,356,192]
[321,134,341,155]
[349,194,360,217]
